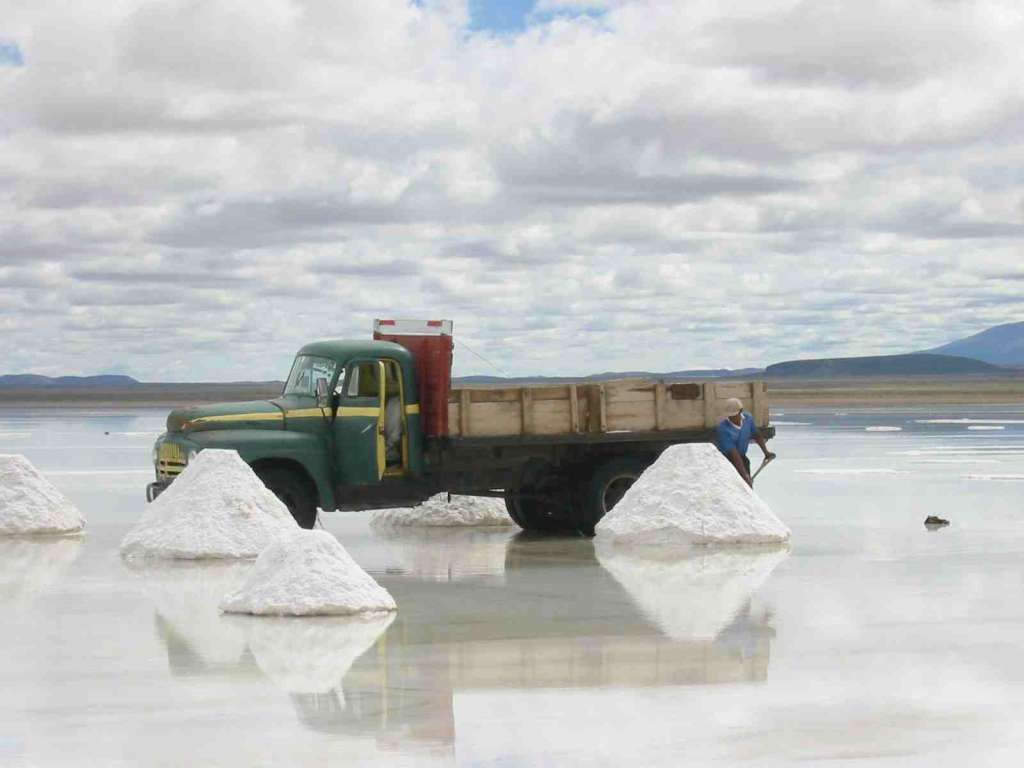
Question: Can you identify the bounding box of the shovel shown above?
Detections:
[751,453,776,483]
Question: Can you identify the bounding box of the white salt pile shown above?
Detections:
[120,449,297,560]
[220,529,396,616]
[238,613,394,694]
[0,454,85,535]
[370,493,514,527]
[595,443,789,547]
[595,544,789,639]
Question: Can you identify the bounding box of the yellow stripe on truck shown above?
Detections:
[337,406,381,418]
[188,403,419,425]
[285,408,331,419]
[187,412,283,426]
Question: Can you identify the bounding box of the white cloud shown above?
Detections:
[1,0,1023,380]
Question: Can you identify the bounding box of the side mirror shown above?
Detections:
[316,378,330,408]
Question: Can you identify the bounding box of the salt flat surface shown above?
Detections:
[595,444,790,547]
[916,418,1024,425]
[963,474,1024,481]
[120,449,297,560]
[865,425,902,432]
[370,525,513,582]
[0,454,85,535]
[221,529,396,616]
[795,468,909,475]
[5,404,1024,766]
[370,493,514,527]
[128,560,253,665]
[596,543,789,639]
[0,537,83,606]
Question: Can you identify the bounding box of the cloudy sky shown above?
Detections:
[2,0,1023,381]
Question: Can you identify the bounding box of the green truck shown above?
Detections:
[148,320,774,534]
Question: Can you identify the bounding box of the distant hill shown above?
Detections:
[0,374,140,389]
[927,321,1024,367]
[454,368,763,385]
[765,353,1002,378]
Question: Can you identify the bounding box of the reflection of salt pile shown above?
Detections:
[370,493,513,527]
[237,613,394,694]
[0,454,85,535]
[371,526,512,582]
[596,544,789,639]
[129,560,253,669]
[120,449,297,560]
[595,444,790,546]
[0,537,83,605]
[221,530,396,616]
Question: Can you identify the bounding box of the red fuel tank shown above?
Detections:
[373,319,453,437]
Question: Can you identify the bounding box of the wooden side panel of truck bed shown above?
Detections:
[446,379,769,438]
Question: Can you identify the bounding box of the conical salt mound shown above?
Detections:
[0,454,85,535]
[220,530,396,616]
[595,443,790,547]
[120,449,297,560]
[370,493,514,527]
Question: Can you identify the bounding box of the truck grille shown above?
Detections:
[157,442,187,478]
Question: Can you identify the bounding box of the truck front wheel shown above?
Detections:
[578,456,651,536]
[255,466,318,529]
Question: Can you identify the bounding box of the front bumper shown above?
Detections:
[146,481,169,503]
[148,434,200,502]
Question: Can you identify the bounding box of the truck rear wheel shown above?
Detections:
[255,466,318,529]
[506,460,575,533]
[512,491,571,532]
[578,456,651,536]
[503,489,526,528]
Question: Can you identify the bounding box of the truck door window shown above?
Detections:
[345,361,381,401]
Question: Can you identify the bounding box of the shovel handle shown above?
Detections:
[751,454,775,481]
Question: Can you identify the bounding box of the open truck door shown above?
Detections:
[334,358,388,484]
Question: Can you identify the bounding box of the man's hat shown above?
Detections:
[723,397,744,417]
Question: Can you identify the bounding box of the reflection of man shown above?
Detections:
[716,397,775,487]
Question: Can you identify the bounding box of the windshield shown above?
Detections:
[283,355,337,397]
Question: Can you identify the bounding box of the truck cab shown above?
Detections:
[151,337,432,527]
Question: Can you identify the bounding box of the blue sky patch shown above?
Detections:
[468,1,606,34]
[0,41,24,66]
[469,0,535,32]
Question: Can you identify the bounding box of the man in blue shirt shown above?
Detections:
[716,397,775,487]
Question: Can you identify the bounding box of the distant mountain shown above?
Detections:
[454,368,763,385]
[0,374,140,389]
[927,321,1024,367]
[765,353,1002,378]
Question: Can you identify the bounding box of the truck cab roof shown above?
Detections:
[297,339,413,365]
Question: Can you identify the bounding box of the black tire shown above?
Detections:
[578,456,651,535]
[515,491,570,532]
[504,488,527,528]
[255,466,318,529]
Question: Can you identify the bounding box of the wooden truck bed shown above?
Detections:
[446,379,769,439]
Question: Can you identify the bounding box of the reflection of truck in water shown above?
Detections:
[148,319,774,533]
[148,534,777,747]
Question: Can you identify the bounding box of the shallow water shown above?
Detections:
[2,404,1024,766]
